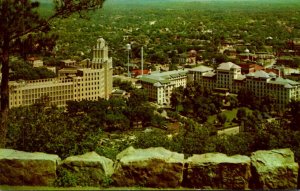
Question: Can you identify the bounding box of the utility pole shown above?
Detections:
[141,46,144,76]
[126,43,131,77]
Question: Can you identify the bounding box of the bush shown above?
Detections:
[54,168,78,187]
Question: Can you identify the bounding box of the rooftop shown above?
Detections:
[246,70,270,79]
[268,77,300,88]
[189,65,214,73]
[217,62,241,71]
[139,69,188,85]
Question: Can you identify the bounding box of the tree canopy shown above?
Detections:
[0,0,105,148]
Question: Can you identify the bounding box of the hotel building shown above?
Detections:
[8,38,113,108]
[188,62,300,109]
[139,70,188,105]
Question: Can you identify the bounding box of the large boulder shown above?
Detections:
[0,149,60,186]
[112,146,184,188]
[59,151,114,186]
[185,153,251,189]
[250,148,298,189]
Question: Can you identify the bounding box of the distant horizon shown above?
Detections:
[37,0,300,5]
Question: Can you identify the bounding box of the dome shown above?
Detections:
[244,48,250,53]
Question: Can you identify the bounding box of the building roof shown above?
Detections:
[268,72,277,78]
[246,70,270,79]
[268,77,300,88]
[203,71,216,77]
[189,65,213,73]
[61,59,76,64]
[139,70,188,85]
[235,74,246,80]
[217,62,241,70]
[112,89,126,94]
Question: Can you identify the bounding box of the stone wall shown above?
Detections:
[0,147,298,189]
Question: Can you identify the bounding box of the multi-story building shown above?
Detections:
[188,62,300,109]
[139,70,188,105]
[8,38,113,108]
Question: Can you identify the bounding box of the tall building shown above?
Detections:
[139,70,188,105]
[8,38,113,108]
[188,62,300,109]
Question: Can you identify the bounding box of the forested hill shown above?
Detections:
[105,0,300,3]
[37,0,300,10]
[103,0,300,9]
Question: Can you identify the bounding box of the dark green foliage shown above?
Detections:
[9,60,56,81]
[289,99,300,131]
[236,108,247,122]
[113,78,134,92]
[6,91,164,159]
[237,88,255,108]
[6,96,300,164]
[134,119,213,156]
[125,89,156,128]
[217,113,227,125]
[54,168,78,187]
[134,128,171,149]
[6,105,103,159]
[207,133,255,156]
[0,0,105,148]
[225,95,238,109]
[171,82,222,123]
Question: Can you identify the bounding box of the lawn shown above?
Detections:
[207,107,252,129]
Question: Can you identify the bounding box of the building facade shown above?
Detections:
[8,38,113,108]
[188,62,300,109]
[139,70,188,105]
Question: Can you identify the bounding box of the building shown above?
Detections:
[8,38,113,108]
[238,63,264,74]
[139,69,188,105]
[27,57,44,68]
[188,62,300,109]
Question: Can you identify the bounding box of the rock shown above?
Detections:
[185,153,251,189]
[0,149,60,186]
[59,151,114,186]
[250,148,298,189]
[112,146,184,188]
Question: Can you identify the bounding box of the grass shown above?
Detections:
[207,107,252,128]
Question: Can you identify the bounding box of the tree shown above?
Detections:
[289,99,300,131]
[237,88,254,107]
[0,0,105,147]
[170,86,184,111]
[236,108,247,122]
[7,105,103,159]
[217,113,227,126]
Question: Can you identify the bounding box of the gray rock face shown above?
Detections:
[185,153,251,189]
[59,151,114,186]
[112,146,184,188]
[0,149,60,186]
[250,148,299,189]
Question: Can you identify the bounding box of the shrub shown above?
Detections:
[54,169,78,187]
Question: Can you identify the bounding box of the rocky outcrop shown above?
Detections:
[185,153,251,189]
[1,147,299,189]
[250,148,299,189]
[0,149,60,186]
[112,146,184,188]
[59,151,114,186]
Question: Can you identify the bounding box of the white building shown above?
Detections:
[8,38,113,108]
[139,70,188,105]
[188,62,300,109]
